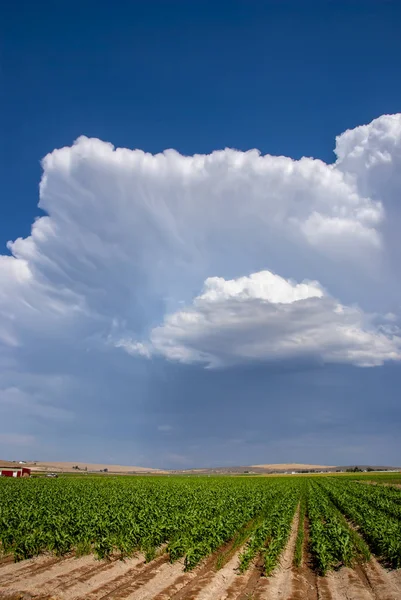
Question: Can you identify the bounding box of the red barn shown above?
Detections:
[0,462,31,477]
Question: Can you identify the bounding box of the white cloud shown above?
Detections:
[6,124,389,329]
[131,270,401,368]
[335,114,401,195]
[1,113,401,434]
[115,340,152,358]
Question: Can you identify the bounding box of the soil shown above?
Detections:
[1,526,400,600]
[361,480,401,490]
[288,516,318,600]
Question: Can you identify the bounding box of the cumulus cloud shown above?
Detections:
[6,119,391,337]
[1,113,401,456]
[335,113,401,199]
[128,270,401,368]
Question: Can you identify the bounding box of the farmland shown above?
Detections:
[1,475,401,599]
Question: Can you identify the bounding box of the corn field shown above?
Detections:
[1,474,401,578]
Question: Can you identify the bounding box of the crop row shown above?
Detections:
[0,476,301,570]
[306,481,370,574]
[238,483,299,575]
[1,475,401,573]
[319,479,401,568]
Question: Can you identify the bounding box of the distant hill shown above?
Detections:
[3,460,166,474]
[173,463,334,474]
[172,463,400,474]
[2,459,399,476]
[250,463,333,470]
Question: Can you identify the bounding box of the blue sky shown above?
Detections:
[1,0,401,467]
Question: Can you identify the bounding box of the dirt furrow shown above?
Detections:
[56,556,145,600]
[318,560,401,600]
[86,555,169,600]
[0,555,65,583]
[316,577,333,599]
[222,515,302,600]
[0,556,72,589]
[0,557,14,567]
[219,567,254,600]
[288,517,318,600]
[0,592,43,600]
[169,562,235,600]
[143,557,218,600]
[50,557,127,593]
[325,566,375,600]
[25,556,143,599]
[150,566,198,599]
[233,557,265,600]
[250,506,300,599]
[359,558,401,600]
[1,534,400,600]
[338,511,401,599]
[193,548,243,600]
[158,534,248,600]
[109,559,186,600]
[1,556,96,590]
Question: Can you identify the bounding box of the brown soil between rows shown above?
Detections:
[288,516,318,600]
[359,480,401,490]
[1,516,401,600]
[155,521,259,600]
[250,506,300,599]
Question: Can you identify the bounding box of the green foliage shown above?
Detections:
[238,484,299,575]
[1,474,400,575]
[293,484,306,567]
[307,481,370,575]
[0,475,299,571]
[319,479,401,568]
